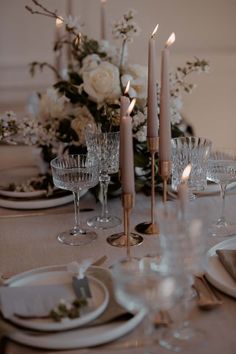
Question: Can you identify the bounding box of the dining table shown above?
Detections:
[0,182,236,354]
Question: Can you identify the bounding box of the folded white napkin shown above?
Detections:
[0,284,73,318]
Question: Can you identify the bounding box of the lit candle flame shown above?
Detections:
[56,17,64,27]
[181,164,192,182]
[151,24,159,38]
[124,81,130,95]
[165,32,175,48]
[127,98,136,116]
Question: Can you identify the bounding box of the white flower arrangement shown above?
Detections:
[0,1,209,193]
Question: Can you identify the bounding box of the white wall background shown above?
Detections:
[0,0,236,148]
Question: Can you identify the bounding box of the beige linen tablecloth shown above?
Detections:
[0,192,236,354]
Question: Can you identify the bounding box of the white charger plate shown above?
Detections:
[4,272,109,332]
[0,193,74,210]
[3,265,145,350]
[205,237,236,297]
[0,189,46,198]
[0,164,88,209]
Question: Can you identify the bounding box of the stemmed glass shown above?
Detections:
[207,149,236,237]
[158,202,207,350]
[50,154,99,246]
[112,257,181,353]
[85,131,121,229]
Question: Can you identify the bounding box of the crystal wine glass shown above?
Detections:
[85,131,121,229]
[112,257,181,353]
[207,149,236,237]
[50,154,99,246]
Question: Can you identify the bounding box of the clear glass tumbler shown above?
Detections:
[171,137,212,198]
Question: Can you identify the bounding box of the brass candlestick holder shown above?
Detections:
[106,193,143,249]
[159,160,172,203]
[135,137,159,235]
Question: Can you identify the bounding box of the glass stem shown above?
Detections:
[99,173,110,220]
[72,191,85,235]
[219,183,227,222]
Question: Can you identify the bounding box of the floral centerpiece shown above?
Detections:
[0,0,209,195]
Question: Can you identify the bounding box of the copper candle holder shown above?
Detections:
[107,193,143,250]
[135,137,159,235]
[159,160,172,203]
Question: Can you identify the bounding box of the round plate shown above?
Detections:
[0,189,46,198]
[0,193,74,210]
[4,270,109,332]
[4,310,144,350]
[205,236,236,297]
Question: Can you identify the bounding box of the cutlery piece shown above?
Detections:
[92,255,108,267]
[194,275,222,310]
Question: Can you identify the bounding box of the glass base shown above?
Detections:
[87,215,121,230]
[57,229,97,246]
[159,325,205,352]
[208,222,236,237]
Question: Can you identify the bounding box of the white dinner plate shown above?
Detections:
[0,193,74,210]
[3,271,109,332]
[205,237,236,297]
[0,189,46,198]
[3,265,145,350]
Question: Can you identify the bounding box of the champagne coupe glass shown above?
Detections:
[207,149,236,237]
[50,154,99,246]
[112,257,181,353]
[85,131,121,229]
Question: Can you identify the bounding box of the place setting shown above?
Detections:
[0,258,147,350]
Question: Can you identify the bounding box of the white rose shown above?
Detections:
[80,54,101,74]
[83,62,121,103]
[122,64,148,100]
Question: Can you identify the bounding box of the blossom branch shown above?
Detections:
[29,61,62,80]
[25,0,60,20]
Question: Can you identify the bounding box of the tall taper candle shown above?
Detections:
[101,0,107,40]
[120,100,136,195]
[120,82,130,171]
[55,17,64,75]
[147,24,159,138]
[159,33,175,162]
[66,0,73,64]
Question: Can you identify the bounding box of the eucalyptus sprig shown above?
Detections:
[50,297,88,322]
